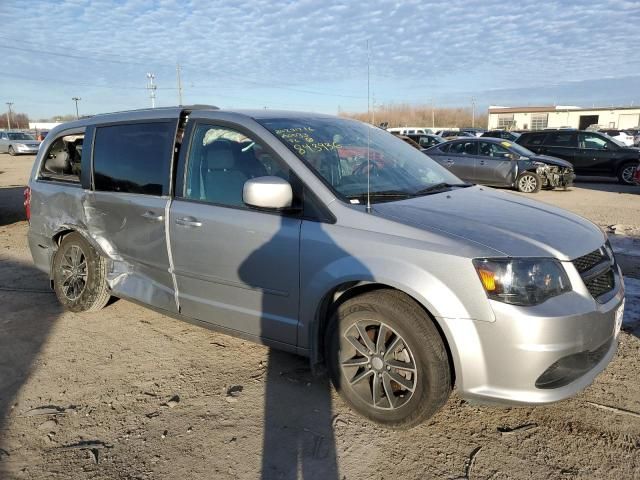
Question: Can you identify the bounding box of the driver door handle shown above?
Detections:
[142,211,164,222]
[175,216,202,228]
[479,160,486,165]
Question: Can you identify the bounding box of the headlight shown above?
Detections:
[473,258,571,306]
[16,143,27,148]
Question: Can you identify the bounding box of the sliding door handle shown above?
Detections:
[175,216,202,228]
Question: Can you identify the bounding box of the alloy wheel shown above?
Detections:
[340,320,417,410]
[621,165,635,184]
[59,244,88,301]
[518,174,537,193]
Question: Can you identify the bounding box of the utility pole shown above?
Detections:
[5,102,13,129]
[471,97,476,128]
[176,64,183,106]
[72,97,81,119]
[146,73,157,108]
[430,98,435,128]
[372,93,376,126]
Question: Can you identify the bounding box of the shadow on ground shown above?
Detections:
[0,187,27,226]
[0,259,62,476]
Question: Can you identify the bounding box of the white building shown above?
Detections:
[487,105,640,131]
[29,122,62,131]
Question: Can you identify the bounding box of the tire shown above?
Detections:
[8,145,16,156]
[516,171,541,193]
[617,162,637,185]
[325,289,451,429]
[52,232,111,312]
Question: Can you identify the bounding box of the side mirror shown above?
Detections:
[243,176,293,210]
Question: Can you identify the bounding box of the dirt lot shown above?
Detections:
[1,154,639,479]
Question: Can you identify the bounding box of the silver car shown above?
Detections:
[0,130,41,155]
[26,107,625,428]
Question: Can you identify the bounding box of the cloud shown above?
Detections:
[1,0,639,117]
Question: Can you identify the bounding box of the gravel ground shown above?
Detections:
[1,154,639,479]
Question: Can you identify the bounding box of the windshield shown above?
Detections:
[259,117,463,203]
[503,141,535,157]
[601,133,627,147]
[7,132,35,140]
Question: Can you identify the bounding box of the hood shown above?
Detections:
[528,154,573,169]
[373,186,605,260]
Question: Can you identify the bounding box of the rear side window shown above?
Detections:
[93,122,174,196]
[39,131,85,183]
[545,133,577,148]
[449,141,477,155]
[521,133,547,146]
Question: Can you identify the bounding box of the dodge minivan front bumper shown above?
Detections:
[442,264,624,405]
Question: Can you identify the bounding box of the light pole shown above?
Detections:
[146,73,157,108]
[471,97,476,128]
[430,98,435,128]
[5,102,13,129]
[72,97,81,119]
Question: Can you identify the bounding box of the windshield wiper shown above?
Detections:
[412,182,473,196]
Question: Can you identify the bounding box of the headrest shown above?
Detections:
[205,142,236,170]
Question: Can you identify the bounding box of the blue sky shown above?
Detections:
[1,0,639,119]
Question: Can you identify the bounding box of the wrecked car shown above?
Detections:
[26,107,623,429]
[425,137,574,193]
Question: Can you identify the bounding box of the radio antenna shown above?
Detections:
[366,39,372,213]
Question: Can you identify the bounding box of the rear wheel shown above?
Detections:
[8,146,16,156]
[516,171,541,193]
[52,232,111,312]
[617,162,637,185]
[325,289,451,429]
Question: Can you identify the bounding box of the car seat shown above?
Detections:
[202,141,248,206]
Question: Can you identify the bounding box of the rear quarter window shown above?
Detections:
[38,130,85,183]
[92,122,175,196]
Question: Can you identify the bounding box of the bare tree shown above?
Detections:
[341,103,488,129]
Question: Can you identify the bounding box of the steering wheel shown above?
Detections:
[353,158,381,176]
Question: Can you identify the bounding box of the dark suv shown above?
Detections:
[517,130,640,184]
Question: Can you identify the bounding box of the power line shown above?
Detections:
[0,41,365,99]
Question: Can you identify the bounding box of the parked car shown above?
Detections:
[516,129,640,184]
[35,131,49,141]
[27,107,624,428]
[386,127,432,135]
[437,130,475,140]
[461,127,485,137]
[599,129,635,147]
[480,130,521,141]
[634,163,640,185]
[0,131,41,155]
[405,133,446,149]
[425,138,574,193]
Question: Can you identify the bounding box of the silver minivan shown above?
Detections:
[26,106,625,428]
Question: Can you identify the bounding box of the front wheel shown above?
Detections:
[8,146,16,156]
[325,289,451,429]
[516,171,541,193]
[52,232,111,312]
[617,162,637,185]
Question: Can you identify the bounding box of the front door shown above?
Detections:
[443,140,478,182]
[475,141,515,186]
[169,122,301,345]
[89,120,178,312]
[576,132,618,175]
